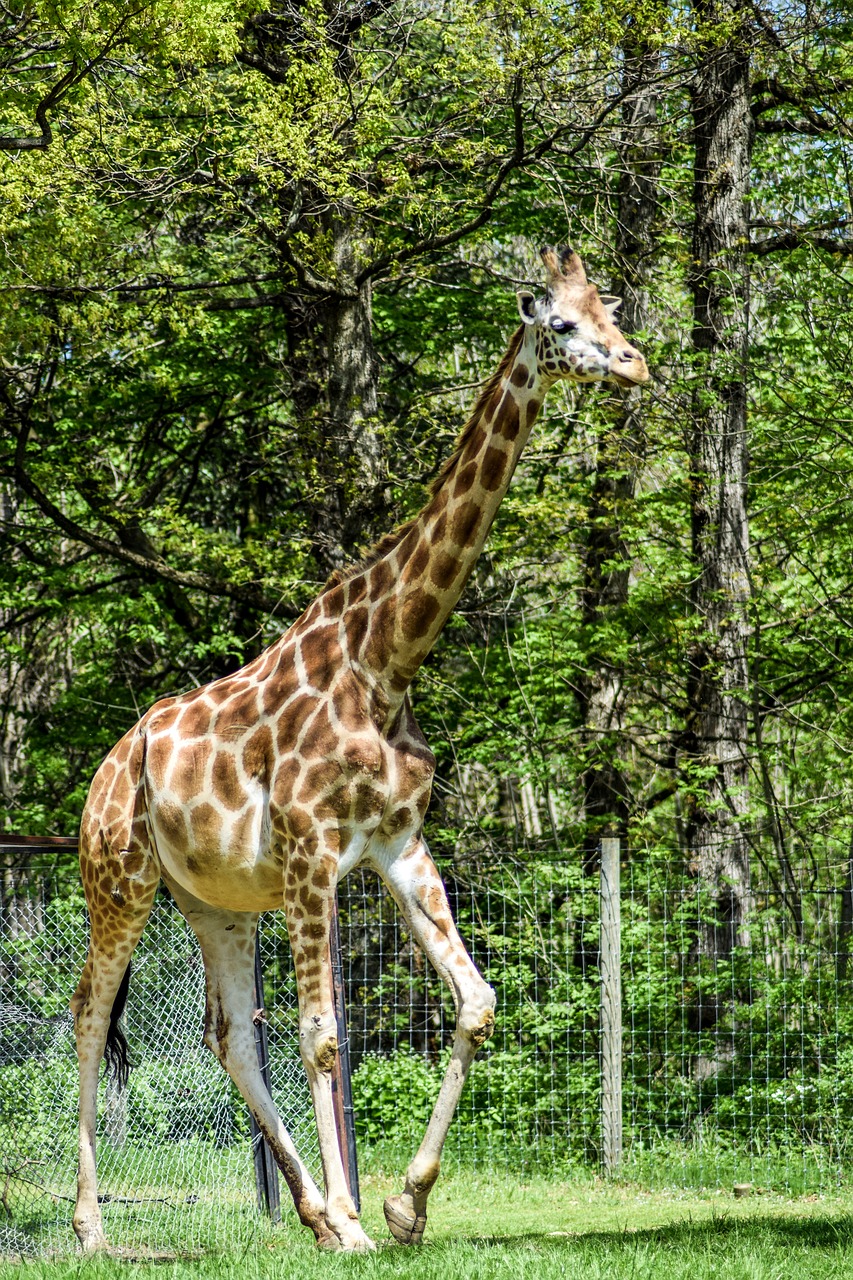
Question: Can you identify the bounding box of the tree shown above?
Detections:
[684,0,753,1036]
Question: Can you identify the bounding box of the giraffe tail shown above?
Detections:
[103,961,133,1088]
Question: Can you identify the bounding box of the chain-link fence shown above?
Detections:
[0,845,316,1257]
[3,837,853,1256]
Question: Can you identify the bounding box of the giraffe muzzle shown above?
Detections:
[610,351,650,386]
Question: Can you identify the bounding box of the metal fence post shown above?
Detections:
[600,836,623,1175]
[252,932,281,1222]
[330,898,360,1211]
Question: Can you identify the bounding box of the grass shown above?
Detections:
[3,1170,853,1279]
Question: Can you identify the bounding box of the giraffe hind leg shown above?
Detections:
[71,863,159,1250]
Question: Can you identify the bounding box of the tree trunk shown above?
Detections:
[276,217,385,580]
[685,6,753,1056]
[574,40,661,973]
[238,6,388,579]
[313,218,386,573]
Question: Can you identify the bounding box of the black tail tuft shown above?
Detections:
[103,961,133,1089]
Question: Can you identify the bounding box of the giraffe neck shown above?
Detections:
[332,323,546,703]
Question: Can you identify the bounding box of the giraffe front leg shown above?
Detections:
[285,852,374,1252]
[375,837,496,1245]
[162,877,339,1249]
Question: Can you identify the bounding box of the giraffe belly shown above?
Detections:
[149,791,285,912]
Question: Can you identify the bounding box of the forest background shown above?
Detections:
[3,0,853,1173]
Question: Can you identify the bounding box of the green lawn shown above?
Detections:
[4,1172,853,1279]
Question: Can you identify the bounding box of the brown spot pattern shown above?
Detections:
[401,589,441,643]
[211,752,244,811]
[450,500,481,548]
[243,724,272,781]
[407,539,430,581]
[345,606,369,652]
[189,802,220,848]
[301,628,343,692]
[452,461,477,497]
[462,423,486,459]
[481,444,508,492]
[498,398,520,439]
[364,598,395,671]
[429,549,461,590]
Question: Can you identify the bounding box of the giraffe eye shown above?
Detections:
[550,318,576,333]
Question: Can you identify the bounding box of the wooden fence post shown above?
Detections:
[600,836,623,1175]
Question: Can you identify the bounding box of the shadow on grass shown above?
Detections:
[459,1211,853,1254]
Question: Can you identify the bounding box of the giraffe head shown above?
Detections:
[516,246,649,388]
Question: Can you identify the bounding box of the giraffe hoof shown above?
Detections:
[316,1231,342,1251]
[73,1210,109,1253]
[323,1216,376,1252]
[383,1195,426,1245]
[74,1226,109,1253]
[340,1232,376,1252]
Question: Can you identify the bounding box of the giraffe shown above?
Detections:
[70,245,649,1253]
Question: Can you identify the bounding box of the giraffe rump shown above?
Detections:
[103,960,133,1089]
[323,326,524,593]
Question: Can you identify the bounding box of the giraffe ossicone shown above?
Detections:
[70,245,649,1253]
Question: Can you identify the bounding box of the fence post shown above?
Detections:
[252,931,281,1222]
[330,898,360,1211]
[600,836,622,1175]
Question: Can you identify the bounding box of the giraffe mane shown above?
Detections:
[322,326,525,593]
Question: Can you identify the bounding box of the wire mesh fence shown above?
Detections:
[0,846,316,1257]
[340,842,853,1193]
[2,837,853,1257]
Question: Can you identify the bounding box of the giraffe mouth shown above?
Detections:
[611,368,650,388]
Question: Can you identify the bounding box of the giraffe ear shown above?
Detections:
[517,290,537,325]
[600,294,622,319]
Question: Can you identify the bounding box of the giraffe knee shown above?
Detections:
[459,983,496,1049]
[299,1012,338,1074]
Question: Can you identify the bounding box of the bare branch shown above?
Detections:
[0,58,77,150]
[0,4,151,151]
[749,232,853,256]
[356,81,638,286]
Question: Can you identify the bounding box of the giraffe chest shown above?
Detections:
[269,727,435,857]
[373,734,436,843]
[143,682,435,909]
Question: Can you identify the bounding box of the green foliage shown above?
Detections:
[3,0,853,1220]
[352,1047,440,1147]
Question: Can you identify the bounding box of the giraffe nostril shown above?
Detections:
[620,350,637,362]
